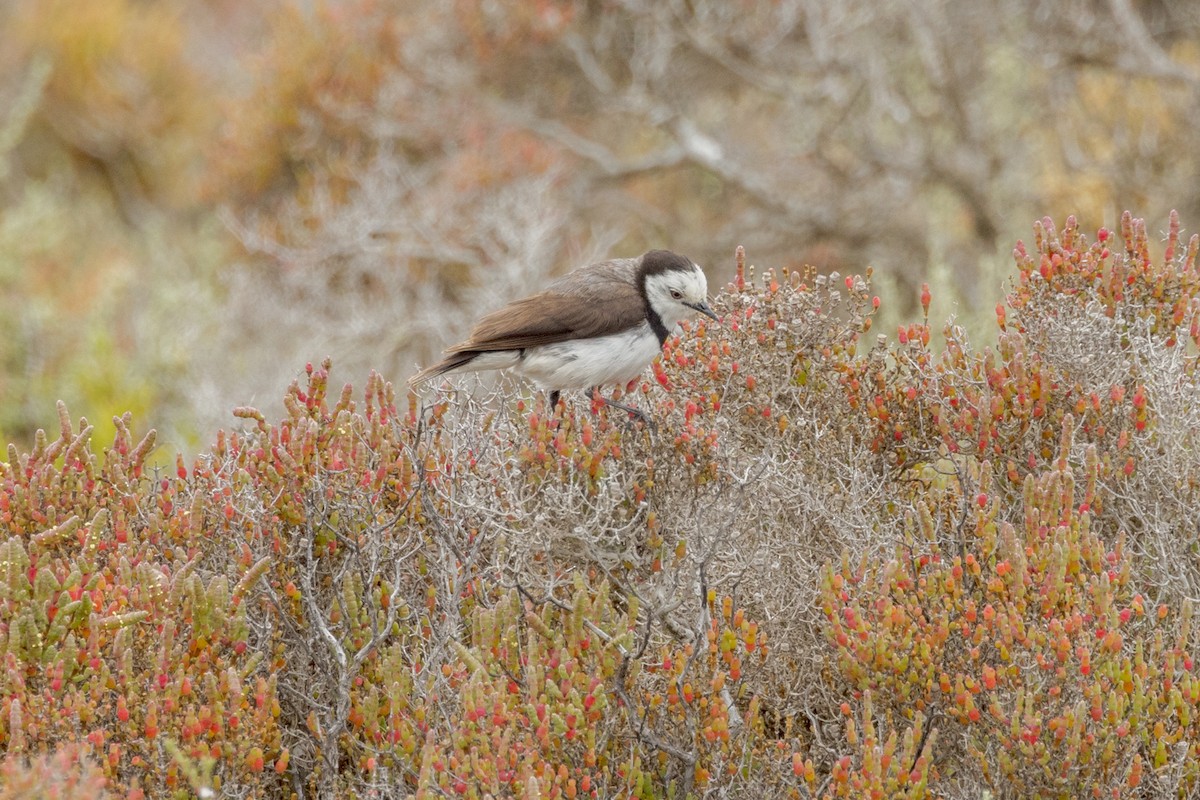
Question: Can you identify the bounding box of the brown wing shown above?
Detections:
[447,258,645,353]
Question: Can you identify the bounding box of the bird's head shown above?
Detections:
[640,250,719,329]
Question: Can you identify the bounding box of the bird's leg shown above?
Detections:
[590,386,655,429]
[546,390,568,428]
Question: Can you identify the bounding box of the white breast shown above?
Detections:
[517,323,664,390]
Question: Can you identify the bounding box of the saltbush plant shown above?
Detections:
[1,213,1198,798]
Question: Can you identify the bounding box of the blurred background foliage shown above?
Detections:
[2,0,1199,453]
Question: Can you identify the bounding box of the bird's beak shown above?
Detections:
[688,301,720,322]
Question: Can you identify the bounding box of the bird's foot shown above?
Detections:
[592,390,657,432]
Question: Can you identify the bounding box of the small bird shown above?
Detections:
[410,250,718,418]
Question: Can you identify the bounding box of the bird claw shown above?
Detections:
[629,410,658,434]
[598,396,657,432]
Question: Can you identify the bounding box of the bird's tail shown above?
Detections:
[407,352,479,388]
[409,349,525,389]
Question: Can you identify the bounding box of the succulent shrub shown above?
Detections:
[1,214,1199,799]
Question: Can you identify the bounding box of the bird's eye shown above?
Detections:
[670,290,683,300]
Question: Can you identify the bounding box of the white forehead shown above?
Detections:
[646,263,708,297]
